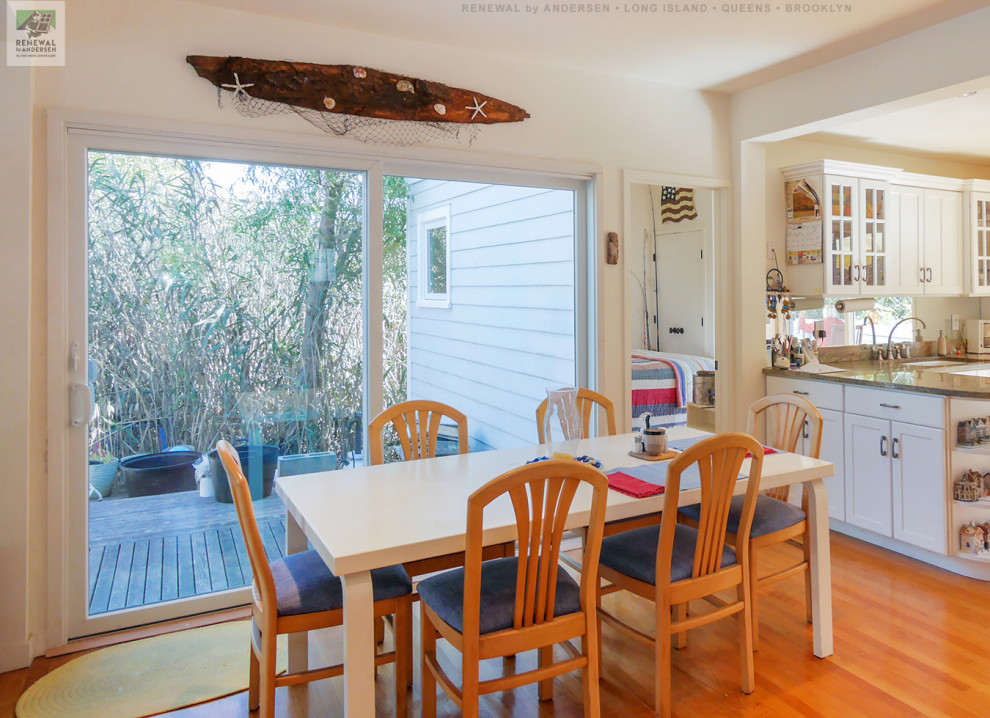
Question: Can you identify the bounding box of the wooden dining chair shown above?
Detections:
[418,459,609,718]
[597,433,765,718]
[368,399,469,465]
[680,393,822,649]
[535,388,617,443]
[215,440,414,718]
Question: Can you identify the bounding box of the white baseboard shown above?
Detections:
[0,640,34,673]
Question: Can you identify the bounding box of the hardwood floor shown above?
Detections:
[5,532,990,717]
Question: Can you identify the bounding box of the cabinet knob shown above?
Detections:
[880,435,887,457]
[891,437,900,459]
[879,403,901,409]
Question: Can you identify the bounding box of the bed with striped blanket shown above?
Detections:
[631,350,715,429]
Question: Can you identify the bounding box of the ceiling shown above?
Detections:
[183,0,983,92]
[806,88,990,164]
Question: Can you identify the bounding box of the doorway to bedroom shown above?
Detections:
[628,183,717,429]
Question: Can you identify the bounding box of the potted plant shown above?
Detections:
[88,453,118,499]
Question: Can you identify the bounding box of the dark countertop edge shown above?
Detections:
[762,366,990,400]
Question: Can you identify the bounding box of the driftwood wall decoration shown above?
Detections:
[186,55,530,146]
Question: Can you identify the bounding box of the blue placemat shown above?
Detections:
[668,433,714,452]
[607,460,747,492]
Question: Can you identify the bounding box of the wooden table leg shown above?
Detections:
[285,511,309,673]
[342,571,376,718]
[805,478,834,658]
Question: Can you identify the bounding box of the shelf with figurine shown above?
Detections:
[959,520,990,558]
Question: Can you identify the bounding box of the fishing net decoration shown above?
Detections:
[217,87,480,147]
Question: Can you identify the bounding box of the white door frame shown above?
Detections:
[46,110,601,646]
[621,169,730,433]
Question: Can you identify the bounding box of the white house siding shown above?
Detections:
[405,179,576,450]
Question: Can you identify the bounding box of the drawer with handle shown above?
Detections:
[765,376,843,412]
[844,385,944,429]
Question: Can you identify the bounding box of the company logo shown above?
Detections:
[7,1,65,66]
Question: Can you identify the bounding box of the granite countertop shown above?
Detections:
[763,356,990,398]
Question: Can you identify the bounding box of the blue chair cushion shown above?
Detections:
[270,549,412,617]
[678,494,806,538]
[599,523,736,585]
[417,556,582,635]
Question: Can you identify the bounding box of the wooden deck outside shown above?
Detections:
[87,490,287,615]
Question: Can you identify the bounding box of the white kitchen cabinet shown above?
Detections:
[819,408,845,521]
[844,413,893,534]
[963,184,990,295]
[891,423,946,552]
[862,182,962,296]
[823,175,893,296]
[843,385,947,552]
[888,185,924,294]
[765,376,844,521]
[922,188,964,295]
[781,162,900,298]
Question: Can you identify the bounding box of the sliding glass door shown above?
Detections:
[58,127,591,639]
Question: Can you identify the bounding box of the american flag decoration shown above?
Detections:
[660,187,698,223]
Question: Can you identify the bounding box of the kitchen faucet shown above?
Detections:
[883,316,926,360]
[859,315,877,346]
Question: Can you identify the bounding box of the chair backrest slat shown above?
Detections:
[216,440,277,616]
[746,394,823,502]
[535,388,617,443]
[657,433,764,583]
[465,461,608,637]
[368,400,469,465]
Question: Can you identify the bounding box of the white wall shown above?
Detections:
[3,0,730,659]
[729,7,990,431]
[405,179,575,449]
[0,45,36,671]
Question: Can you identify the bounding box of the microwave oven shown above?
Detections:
[964,319,990,354]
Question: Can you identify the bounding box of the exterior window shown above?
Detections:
[418,206,450,307]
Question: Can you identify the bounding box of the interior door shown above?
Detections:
[656,229,707,356]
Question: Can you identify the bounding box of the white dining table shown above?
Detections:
[275,427,835,718]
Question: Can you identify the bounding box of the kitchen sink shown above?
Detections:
[940,365,990,378]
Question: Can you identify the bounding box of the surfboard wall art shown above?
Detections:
[186,55,530,145]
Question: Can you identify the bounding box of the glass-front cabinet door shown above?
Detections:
[824,175,857,294]
[860,180,890,293]
[969,192,990,295]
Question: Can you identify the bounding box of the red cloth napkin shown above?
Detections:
[745,446,780,457]
[607,472,665,498]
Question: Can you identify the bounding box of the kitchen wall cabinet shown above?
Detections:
[887,184,963,296]
[781,162,900,298]
[781,161,967,298]
[923,188,964,295]
[964,182,990,295]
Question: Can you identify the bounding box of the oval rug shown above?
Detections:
[16,621,286,718]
